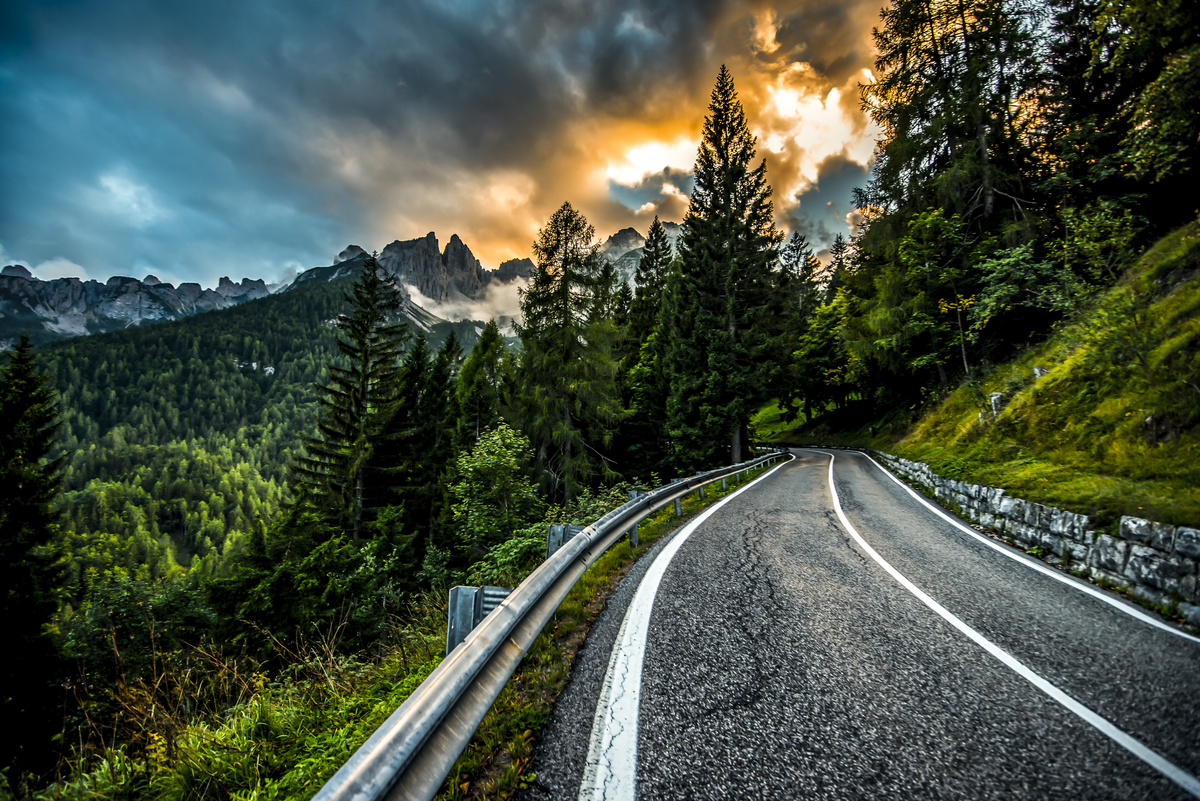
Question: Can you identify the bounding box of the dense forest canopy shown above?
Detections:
[1,0,1198,791]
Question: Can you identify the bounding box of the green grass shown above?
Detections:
[749,401,806,443]
[891,221,1200,528]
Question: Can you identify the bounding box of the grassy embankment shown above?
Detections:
[757,220,1200,532]
[30,464,775,801]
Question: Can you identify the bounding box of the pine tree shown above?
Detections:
[860,0,1043,224]
[456,320,508,447]
[661,66,782,467]
[292,255,407,541]
[629,215,673,347]
[514,202,625,501]
[0,334,65,775]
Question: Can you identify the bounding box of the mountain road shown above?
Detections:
[520,448,1200,800]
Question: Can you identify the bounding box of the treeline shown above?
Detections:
[781,0,1199,420]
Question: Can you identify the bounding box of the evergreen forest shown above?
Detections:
[2,0,1198,795]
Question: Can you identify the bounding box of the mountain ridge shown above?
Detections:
[2,222,676,346]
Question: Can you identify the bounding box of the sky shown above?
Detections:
[0,0,882,291]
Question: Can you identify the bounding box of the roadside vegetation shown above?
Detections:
[8,465,768,801]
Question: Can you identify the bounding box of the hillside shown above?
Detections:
[36,266,487,587]
[767,221,1200,530]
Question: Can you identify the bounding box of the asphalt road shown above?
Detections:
[520,449,1200,800]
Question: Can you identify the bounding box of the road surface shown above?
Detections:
[520,448,1200,800]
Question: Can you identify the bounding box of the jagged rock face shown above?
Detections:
[442,234,488,298]
[495,258,533,283]
[378,233,455,302]
[2,264,33,278]
[0,271,275,343]
[215,276,269,301]
[374,232,515,304]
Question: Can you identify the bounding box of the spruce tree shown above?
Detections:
[292,255,407,541]
[456,320,508,447]
[0,334,65,775]
[515,202,625,501]
[629,215,673,347]
[662,66,782,467]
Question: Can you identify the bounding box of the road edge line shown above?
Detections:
[849,450,1200,644]
[818,450,1200,799]
[577,455,793,801]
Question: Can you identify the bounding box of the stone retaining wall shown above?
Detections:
[872,451,1200,627]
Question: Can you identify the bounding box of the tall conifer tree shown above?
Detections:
[0,334,64,775]
[662,66,782,466]
[515,202,624,500]
[629,215,673,347]
[293,255,407,541]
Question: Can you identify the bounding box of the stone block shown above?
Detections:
[1088,535,1130,574]
[1175,528,1200,559]
[1036,531,1063,554]
[1128,583,1169,608]
[1181,572,1198,604]
[1180,602,1200,628]
[1123,544,1190,594]
[1068,513,1092,542]
[1088,568,1128,591]
[1120,515,1174,549]
[999,496,1020,519]
[1062,542,1089,565]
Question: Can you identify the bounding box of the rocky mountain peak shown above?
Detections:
[2,264,33,279]
[143,274,162,286]
[601,227,647,259]
[336,245,369,264]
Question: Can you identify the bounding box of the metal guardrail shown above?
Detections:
[313,446,790,801]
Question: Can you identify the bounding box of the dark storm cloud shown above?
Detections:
[783,154,871,248]
[607,168,696,212]
[0,0,881,288]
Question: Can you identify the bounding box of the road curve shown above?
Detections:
[520,449,1200,800]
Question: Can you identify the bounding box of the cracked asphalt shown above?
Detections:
[520,449,1200,800]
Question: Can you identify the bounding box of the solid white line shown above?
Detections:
[578,458,792,801]
[818,451,1200,799]
[854,450,1200,644]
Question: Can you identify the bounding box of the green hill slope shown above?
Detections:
[843,221,1200,529]
[32,271,486,590]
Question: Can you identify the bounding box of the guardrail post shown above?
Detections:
[446,585,513,655]
[627,490,645,548]
[546,524,585,559]
[698,484,706,500]
[446,586,476,655]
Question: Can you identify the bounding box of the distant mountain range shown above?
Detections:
[0,223,676,347]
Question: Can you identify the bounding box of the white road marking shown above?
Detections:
[578,458,792,801]
[855,450,1200,644]
[819,450,1200,799]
